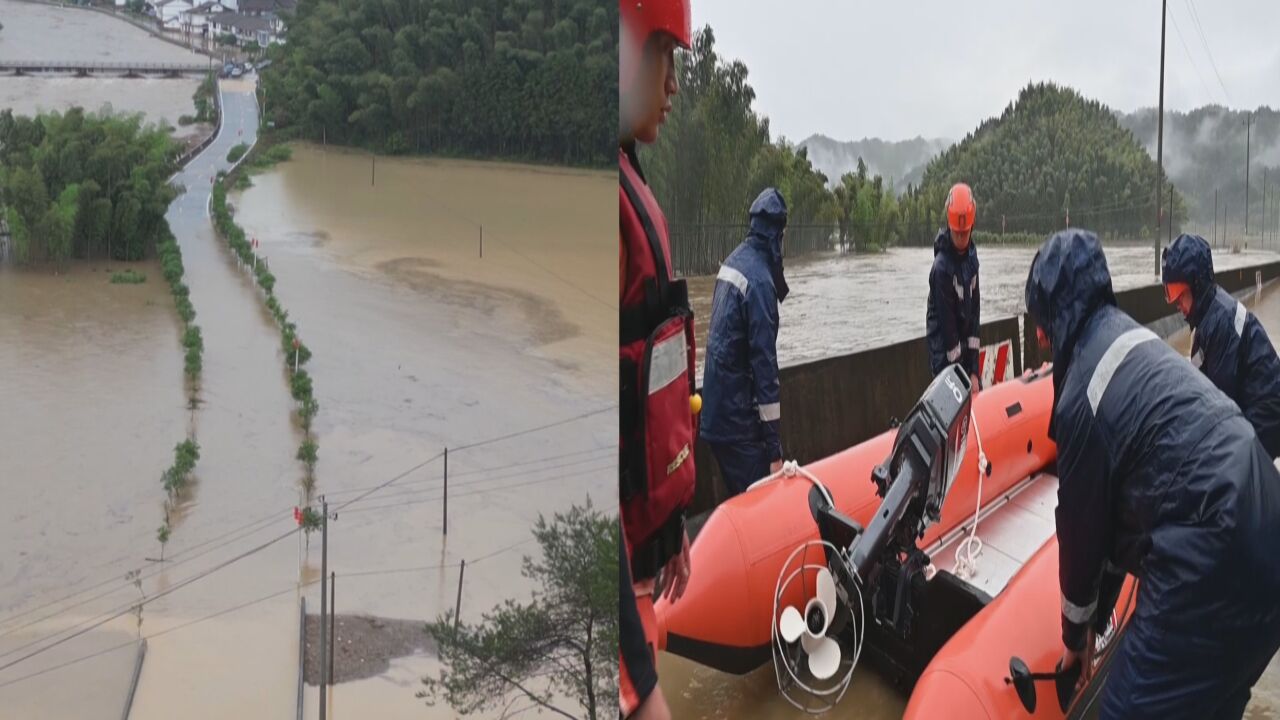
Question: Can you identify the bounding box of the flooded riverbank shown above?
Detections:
[689,244,1280,375]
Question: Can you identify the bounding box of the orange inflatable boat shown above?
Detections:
[656,366,1059,681]
[905,536,1138,719]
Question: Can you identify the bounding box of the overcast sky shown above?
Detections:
[690,0,1280,143]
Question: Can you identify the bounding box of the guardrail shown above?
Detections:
[0,60,210,75]
[174,77,220,169]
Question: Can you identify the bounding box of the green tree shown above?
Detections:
[421,502,618,720]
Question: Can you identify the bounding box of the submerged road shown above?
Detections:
[128,76,301,719]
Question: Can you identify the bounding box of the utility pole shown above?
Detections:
[1245,113,1252,237]
[1214,189,1219,247]
[1154,0,1167,276]
[1169,186,1174,243]
[443,447,448,536]
[319,497,329,720]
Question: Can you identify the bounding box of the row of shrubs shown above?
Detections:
[211,172,320,491]
[155,226,204,559]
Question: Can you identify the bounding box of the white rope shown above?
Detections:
[953,408,989,580]
[746,459,835,509]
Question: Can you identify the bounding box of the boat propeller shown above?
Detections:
[777,565,843,680]
[769,365,975,713]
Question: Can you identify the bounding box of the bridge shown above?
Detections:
[0,61,212,78]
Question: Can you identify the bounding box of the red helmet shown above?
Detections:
[620,0,693,50]
[946,183,976,234]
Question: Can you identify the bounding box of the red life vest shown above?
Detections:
[619,144,697,581]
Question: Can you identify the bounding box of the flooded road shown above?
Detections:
[231,144,614,718]
[0,0,207,141]
[689,244,1280,375]
[665,281,1280,719]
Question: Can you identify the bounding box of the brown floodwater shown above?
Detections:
[226,145,614,717]
[688,244,1280,376]
[0,262,189,718]
[0,0,201,63]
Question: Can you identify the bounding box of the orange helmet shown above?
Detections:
[1164,281,1191,304]
[946,183,976,234]
[621,0,693,52]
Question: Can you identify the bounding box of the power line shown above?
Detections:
[450,406,615,452]
[329,450,612,502]
[0,527,299,674]
[1183,0,1231,104]
[321,445,610,497]
[339,463,611,518]
[0,506,291,640]
[1166,5,1215,103]
[0,534,541,690]
[1,409,610,649]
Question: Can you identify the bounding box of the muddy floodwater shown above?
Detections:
[0,262,189,717]
[689,244,1280,375]
[231,145,614,718]
[664,282,1280,719]
[0,0,206,141]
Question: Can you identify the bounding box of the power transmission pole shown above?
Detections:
[319,497,329,720]
[1154,0,1167,276]
[1245,113,1252,237]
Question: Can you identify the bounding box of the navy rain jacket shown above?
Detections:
[1025,229,1280,657]
[927,228,981,378]
[700,188,789,462]
[1163,233,1280,457]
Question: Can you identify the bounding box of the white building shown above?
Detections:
[151,0,193,30]
[180,0,228,35]
[207,12,276,47]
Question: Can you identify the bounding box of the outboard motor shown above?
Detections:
[770,365,973,712]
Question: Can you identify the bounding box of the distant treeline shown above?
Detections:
[260,0,616,167]
[0,108,177,264]
[648,28,1191,275]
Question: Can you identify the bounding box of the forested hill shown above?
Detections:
[260,0,617,167]
[908,82,1186,237]
[1117,105,1279,226]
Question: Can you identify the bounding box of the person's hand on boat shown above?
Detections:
[1059,628,1096,691]
[658,529,692,604]
[769,459,783,475]
[970,374,981,395]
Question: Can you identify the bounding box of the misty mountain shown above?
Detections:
[1116,105,1280,229]
[798,134,951,193]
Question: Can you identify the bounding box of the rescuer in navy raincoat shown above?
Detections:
[701,188,789,496]
[1162,233,1280,458]
[1025,229,1280,720]
[927,183,982,386]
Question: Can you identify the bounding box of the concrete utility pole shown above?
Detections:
[319,497,330,720]
[1154,0,1167,276]
[1245,113,1253,237]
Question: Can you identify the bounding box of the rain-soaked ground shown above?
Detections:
[688,243,1280,375]
[662,281,1280,719]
